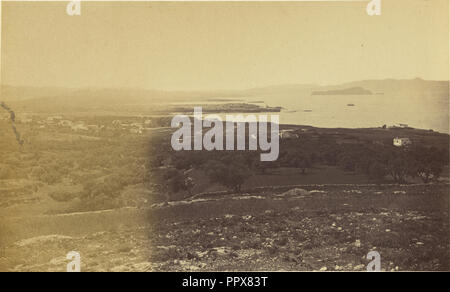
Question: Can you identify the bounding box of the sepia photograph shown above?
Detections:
[0,0,448,275]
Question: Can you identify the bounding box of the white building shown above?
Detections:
[130,128,143,134]
[58,120,73,127]
[393,137,412,147]
[17,117,33,124]
[47,116,63,121]
[71,123,89,131]
[279,129,299,139]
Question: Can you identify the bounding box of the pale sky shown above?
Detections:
[1,0,449,90]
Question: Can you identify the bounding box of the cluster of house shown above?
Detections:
[37,116,104,132]
[112,119,157,134]
[9,114,154,135]
[389,123,411,129]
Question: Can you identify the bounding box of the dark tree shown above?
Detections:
[368,161,388,182]
[386,154,414,183]
[412,146,445,183]
[205,160,251,192]
[290,152,311,174]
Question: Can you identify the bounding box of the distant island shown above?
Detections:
[172,103,282,114]
[312,86,373,95]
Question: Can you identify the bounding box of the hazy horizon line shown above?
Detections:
[1,77,448,94]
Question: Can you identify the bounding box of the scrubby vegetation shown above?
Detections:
[154,128,448,199]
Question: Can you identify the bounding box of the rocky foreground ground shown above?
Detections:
[0,184,448,271]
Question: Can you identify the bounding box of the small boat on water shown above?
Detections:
[347,103,355,107]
